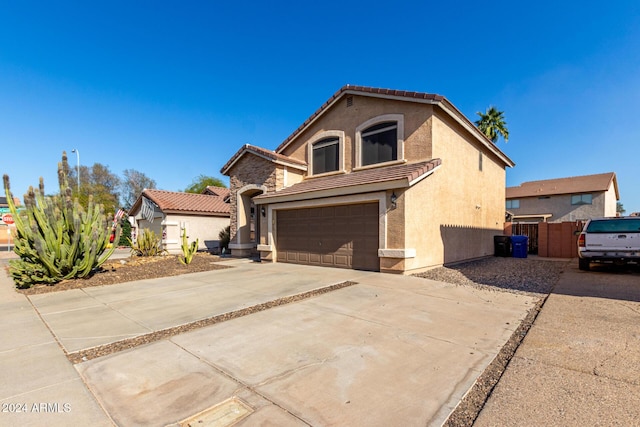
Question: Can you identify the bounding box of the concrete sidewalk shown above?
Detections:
[475,262,640,426]
[0,262,113,426]
[1,259,537,426]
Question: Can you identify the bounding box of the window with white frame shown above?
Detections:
[571,194,592,205]
[308,130,344,175]
[356,114,404,167]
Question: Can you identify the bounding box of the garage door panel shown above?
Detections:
[333,255,349,267]
[276,203,379,271]
[308,253,321,263]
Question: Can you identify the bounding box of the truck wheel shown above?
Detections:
[578,258,590,271]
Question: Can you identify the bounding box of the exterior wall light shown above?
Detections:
[390,192,398,209]
[261,206,266,217]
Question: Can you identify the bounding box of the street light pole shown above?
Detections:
[71,149,80,193]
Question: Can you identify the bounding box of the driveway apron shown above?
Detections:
[4,258,536,426]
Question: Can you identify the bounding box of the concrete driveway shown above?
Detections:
[475,262,640,426]
[1,258,536,426]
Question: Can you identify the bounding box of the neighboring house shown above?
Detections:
[506,172,619,223]
[202,186,231,202]
[220,85,515,274]
[129,189,230,253]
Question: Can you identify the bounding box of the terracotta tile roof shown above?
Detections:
[506,172,618,199]
[140,189,230,216]
[254,159,442,202]
[276,85,445,153]
[203,186,231,200]
[220,144,307,175]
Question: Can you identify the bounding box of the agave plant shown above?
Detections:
[128,228,166,257]
[179,228,199,265]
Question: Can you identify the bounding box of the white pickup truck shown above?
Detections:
[578,217,640,270]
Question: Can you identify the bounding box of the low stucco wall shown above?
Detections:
[161,214,229,254]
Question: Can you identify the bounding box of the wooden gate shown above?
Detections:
[511,223,539,254]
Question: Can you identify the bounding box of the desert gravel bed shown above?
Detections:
[414,256,568,297]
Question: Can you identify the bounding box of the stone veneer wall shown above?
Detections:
[227,154,280,241]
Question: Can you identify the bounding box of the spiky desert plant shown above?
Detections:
[179,228,198,265]
[128,228,165,257]
[3,152,121,288]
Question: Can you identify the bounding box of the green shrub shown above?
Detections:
[118,217,132,247]
[129,229,166,257]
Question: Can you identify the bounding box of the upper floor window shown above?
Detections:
[506,199,520,209]
[356,114,404,168]
[312,137,339,175]
[571,194,592,205]
[308,130,344,176]
[361,122,397,166]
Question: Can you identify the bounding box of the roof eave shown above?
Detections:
[254,161,440,205]
[275,87,443,154]
[161,209,230,217]
[253,178,411,205]
[438,99,515,168]
[220,145,307,176]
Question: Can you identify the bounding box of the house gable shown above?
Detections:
[276,85,514,171]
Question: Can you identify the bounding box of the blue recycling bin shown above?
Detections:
[511,235,528,258]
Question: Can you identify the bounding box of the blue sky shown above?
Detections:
[1,1,639,212]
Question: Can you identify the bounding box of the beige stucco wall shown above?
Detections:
[399,110,505,271]
[161,214,229,254]
[603,183,617,217]
[280,95,435,167]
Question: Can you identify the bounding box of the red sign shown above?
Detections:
[2,214,14,225]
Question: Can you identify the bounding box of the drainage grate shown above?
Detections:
[179,397,253,427]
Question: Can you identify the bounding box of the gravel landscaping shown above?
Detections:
[414,256,567,297]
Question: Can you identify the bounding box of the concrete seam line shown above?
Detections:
[66,280,358,364]
[172,341,315,427]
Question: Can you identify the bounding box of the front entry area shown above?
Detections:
[275,203,379,271]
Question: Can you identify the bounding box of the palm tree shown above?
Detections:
[475,106,509,144]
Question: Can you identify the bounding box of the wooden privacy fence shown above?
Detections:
[512,223,539,254]
[505,221,584,258]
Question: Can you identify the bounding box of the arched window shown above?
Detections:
[356,114,404,168]
[312,137,340,175]
[308,130,344,175]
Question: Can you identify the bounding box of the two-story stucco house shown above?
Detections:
[221,85,515,274]
[506,172,619,223]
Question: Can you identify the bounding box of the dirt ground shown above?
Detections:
[15,252,230,295]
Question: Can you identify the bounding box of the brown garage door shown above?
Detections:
[276,203,379,271]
